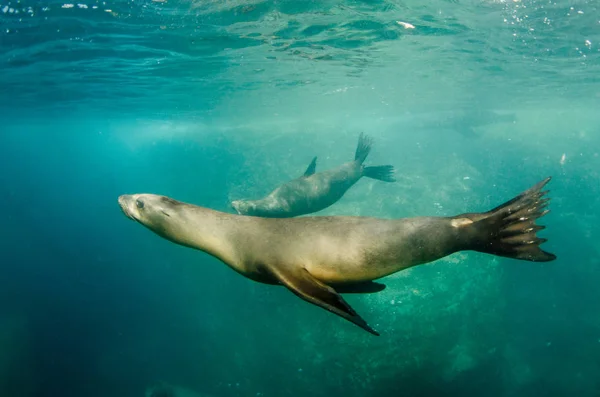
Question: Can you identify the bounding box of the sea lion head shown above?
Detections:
[118,194,182,236]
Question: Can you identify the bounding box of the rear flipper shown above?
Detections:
[354,132,396,182]
[459,177,556,262]
[363,165,396,182]
[354,132,373,164]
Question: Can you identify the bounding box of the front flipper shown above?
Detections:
[303,156,317,177]
[271,266,380,336]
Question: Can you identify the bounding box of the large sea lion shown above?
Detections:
[118,177,556,336]
[230,133,396,218]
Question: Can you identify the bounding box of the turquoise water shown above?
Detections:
[1,1,600,396]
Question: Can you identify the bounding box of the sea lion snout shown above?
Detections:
[118,195,136,220]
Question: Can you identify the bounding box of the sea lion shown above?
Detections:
[118,177,556,336]
[230,132,396,218]
[413,108,517,138]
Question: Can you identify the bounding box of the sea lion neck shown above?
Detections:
[158,205,241,270]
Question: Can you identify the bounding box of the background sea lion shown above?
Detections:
[118,177,555,336]
[412,108,517,138]
[230,132,396,218]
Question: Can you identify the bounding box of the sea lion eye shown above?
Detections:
[136,199,145,209]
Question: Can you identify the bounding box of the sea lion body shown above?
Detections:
[414,109,517,138]
[225,215,461,285]
[231,133,395,218]
[239,161,363,219]
[119,178,555,336]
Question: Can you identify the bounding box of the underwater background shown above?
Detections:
[1,0,600,396]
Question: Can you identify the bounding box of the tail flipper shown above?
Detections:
[363,165,396,182]
[354,132,373,164]
[460,177,556,262]
[354,132,396,181]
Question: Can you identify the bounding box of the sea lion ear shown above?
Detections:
[302,156,317,177]
[269,266,380,336]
